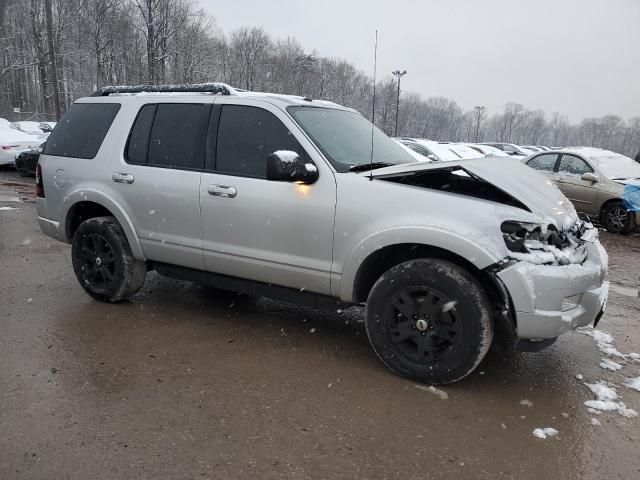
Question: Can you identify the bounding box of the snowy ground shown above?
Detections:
[1,169,639,480]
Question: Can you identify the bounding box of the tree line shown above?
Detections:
[2,0,639,157]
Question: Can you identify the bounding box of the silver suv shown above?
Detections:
[36,83,609,384]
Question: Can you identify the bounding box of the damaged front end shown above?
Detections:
[500,218,597,266]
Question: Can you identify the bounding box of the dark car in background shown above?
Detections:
[14,142,44,177]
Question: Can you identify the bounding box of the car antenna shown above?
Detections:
[369,30,378,181]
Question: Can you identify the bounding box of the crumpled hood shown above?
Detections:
[365,158,579,230]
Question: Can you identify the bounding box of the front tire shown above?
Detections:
[71,216,146,302]
[602,202,635,234]
[365,259,494,384]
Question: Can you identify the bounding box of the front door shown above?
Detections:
[200,99,336,295]
[555,153,599,215]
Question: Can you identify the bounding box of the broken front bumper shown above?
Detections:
[497,240,609,339]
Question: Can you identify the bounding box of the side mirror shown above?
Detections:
[581,172,599,183]
[266,151,319,184]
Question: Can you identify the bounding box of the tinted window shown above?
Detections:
[125,104,156,164]
[43,103,120,159]
[559,154,592,176]
[527,153,559,172]
[147,104,209,169]
[216,105,305,178]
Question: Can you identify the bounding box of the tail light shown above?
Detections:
[36,163,45,198]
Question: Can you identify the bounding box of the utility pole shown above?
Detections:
[392,70,407,137]
[473,105,486,143]
[44,0,61,120]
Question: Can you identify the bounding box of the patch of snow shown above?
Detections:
[576,374,584,380]
[577,328,628,359]
[274,150,300,163]
[309,328,316,334]
[520,399,533,407]
[600,358,623,371]
[590,417,601,426]
[532,427,558,439]
[0,206,17,211]
[624,376,640,392]
[584,381,638,418]
[414,385,449,400]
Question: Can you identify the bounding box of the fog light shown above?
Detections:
[562,294,582,312]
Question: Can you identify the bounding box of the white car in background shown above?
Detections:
[466,143,512,158]
[396,138,483,162]
[394,140,432,162]
[0,122,42,166]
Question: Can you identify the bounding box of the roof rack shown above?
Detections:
[92,82,237,97]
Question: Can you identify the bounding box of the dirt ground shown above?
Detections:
[1,169,640,480]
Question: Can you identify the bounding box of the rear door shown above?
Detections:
[555,153,599,214]
[114,101,210,269]
[199,99,336,295]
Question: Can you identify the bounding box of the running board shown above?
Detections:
[152,262,352,312]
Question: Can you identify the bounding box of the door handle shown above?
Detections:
[208,184,237,198]
[112,172,135,184]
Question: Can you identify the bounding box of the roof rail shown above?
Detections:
[92,82,238,97]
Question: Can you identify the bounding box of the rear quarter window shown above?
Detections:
[43,103,120,159]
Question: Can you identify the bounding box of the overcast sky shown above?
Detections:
[201,0,640,121]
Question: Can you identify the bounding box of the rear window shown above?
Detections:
[43,103,120,159]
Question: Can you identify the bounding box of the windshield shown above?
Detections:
[589,153,640,179]
[288,106,415,172]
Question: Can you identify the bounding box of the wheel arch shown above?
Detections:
[61,189,144,260]
[340,228,502,303]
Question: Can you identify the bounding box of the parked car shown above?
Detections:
[15,142,45,177]
[397,138,481,161]
[0,125,41,166]
[465,143,512,158]
[481,142,528,158]
[36,83,608,384]
[523,148,640,233]
[394,139,432,162]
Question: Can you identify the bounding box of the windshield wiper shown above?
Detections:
[349,162,394,172]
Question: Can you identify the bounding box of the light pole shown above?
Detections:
[392,70,407,137]
[473,105,486,142]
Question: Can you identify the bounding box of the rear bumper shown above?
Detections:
[497,240,609,339]
[38,216,62,241]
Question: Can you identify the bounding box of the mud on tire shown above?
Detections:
[71,216,146,302]
[365,259,494,385]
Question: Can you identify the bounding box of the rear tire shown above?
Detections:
[365,259,494,384]
[71,216,146,302]
[602,202,635,234]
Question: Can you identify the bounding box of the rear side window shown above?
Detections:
[43,103,120,159]
[216,105,305,178]
[147,104,210,169]
[527,153,559,172]
[558,154,592,176]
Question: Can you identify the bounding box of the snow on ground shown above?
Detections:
[590,418,601,426]
[577,327,638,360]
[624,376,640,392]
[532,427,558,439]
[414,385,449,400]
[600,358,623,371]
[584,382,638,418]
[520,399,533,407]
[0,206,17,211]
